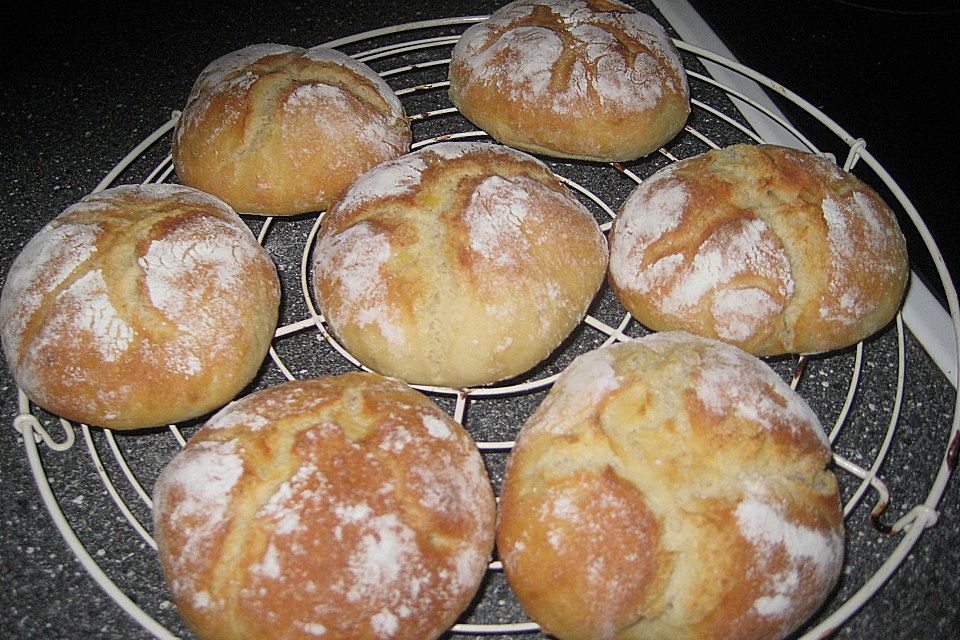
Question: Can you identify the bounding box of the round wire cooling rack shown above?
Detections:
[10,15,960,640]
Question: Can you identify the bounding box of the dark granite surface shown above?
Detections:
[1,2,957,639]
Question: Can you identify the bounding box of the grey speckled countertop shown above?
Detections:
[1,2,958,639]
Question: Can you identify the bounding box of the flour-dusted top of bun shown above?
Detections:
[182,44,405,136]
[651,329,828,446]
[153,374,496,640]
[609,165,796,337]
[1,210,102,363]
[608,144,909,355]
[0,183,280,429]
[173,43,411,216]
[319,155,560,335]
[185,43,296,103]
[331,141,545,214]
[453,0,686,114]
[176,46,406,164]
[1,184,261,373]
[330,153,429,214]
[305,46,406,118]
[520,330,828,449]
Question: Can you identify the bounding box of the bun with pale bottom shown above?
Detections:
[608,144,909,355]
[498,331,844,640]
[312,141,608,388]
[448,0,690,161]
[153,373,496,640]
[0,184,280,429]
[173,44,411,216]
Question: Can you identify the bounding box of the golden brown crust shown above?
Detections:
[0,184,280,430]
[311,141,608,388]
[608,144,909,355]
[497,332,844,640]
[172,44,411,216]
[153,373,496,640]
[448,0,690,161]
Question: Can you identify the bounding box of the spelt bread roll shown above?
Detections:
[172,43,411,216]
[498,331,844,640]
[608,144,909,355]
[153,373,496,640]
[0,184,280,430]
[448,0,690,161]
[311,141,608,388]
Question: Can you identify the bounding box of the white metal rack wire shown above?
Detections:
[11,15,960,640]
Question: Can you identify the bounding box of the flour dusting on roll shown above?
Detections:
[449,0,690,161]
[153,373,496,640]
[608,144,909,355]
[0,184,280,430]
[497,332,844,640]
[173,44,411,216]
[312,141,608,388]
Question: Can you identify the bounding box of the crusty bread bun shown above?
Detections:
[0,184,280,430]
[172,43,411,216]
[448,0,690,161]
[311,141,608,388]
[497,331,844,640]
[608,144,909,355]
[153,373,496,640]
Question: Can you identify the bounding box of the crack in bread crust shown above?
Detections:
[220,54,400,164]
[16,201,209,368]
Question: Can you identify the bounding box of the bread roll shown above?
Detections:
[153,373,496,640]
[311,141,608,388]
[448,0,690,161]
[608,144,909,355]
[172,43,411,216]
[0,184,280,430]
[497,331,844,640]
